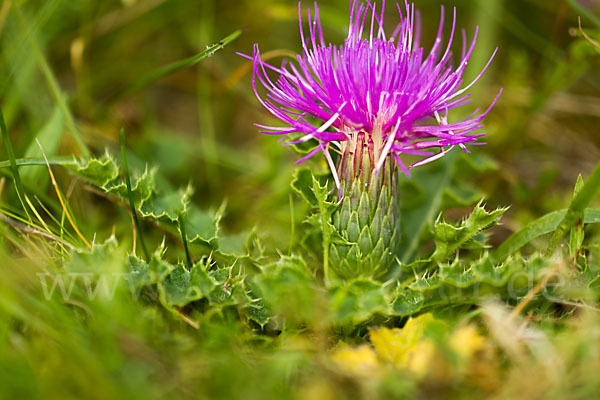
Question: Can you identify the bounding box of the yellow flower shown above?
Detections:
[369,313,434,369]
[330,343,380,377]
[449,324,486,361]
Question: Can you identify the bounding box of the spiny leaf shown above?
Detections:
[73,155,222,251]
[138,185,193,222]
[291,167,318,207]
[253,256,315,325]
[206,266,247,307]
[432,201,508,262]
[73,154,120,188]
[159,261,216,307]
[66,236,121,274]
[185,207,221,246]
[399,152,498,263]
[309,174,348,282]
[392,255,548,317]
[329,279,390,325]
[243,297,271,328]
[127,251,175,291]
[104,166,156,207]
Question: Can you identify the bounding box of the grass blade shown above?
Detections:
[0,156,76,169]
[12,2,90,156]
[0,107,28,217]
[119,29,242,98]
[37,140,92,250]
[21,106,64,190]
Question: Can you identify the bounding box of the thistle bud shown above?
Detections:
[330,131,400,279]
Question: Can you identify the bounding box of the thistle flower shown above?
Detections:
[246,1,500,280]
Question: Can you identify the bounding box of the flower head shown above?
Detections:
[246,0,500,191]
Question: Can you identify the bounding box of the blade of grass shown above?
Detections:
[21,106,64,190]
[546,162,600,256]
[120,129,149,261]
[0,107,29,218]
[0,212,73,250]
[117,29,241,99]
[24,195,51,235]
[0,156,76,169]
[12,2,90,156]
[32,194,79,245]
[37,139,91,249]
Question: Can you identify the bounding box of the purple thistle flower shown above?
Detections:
[245,0,500,195]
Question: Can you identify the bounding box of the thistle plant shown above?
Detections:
[248,1,500,281]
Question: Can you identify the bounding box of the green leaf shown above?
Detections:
[217,231,252,258]
[66,236,121,274]
[491,208,600,265]
[291,167,318,206]
[185,207,221,246]
[74,155,221,254]
[74,154,120,188]
[432,201,508,262]
[243,297,271,328]
[392,255,549,317]
[207,266,246,307]
[159,261,216,307]
[329,279,389,325]
[127,251,175,291]
[138,185,192,223]
[390,203,508,284]
[254,256,315,325]
[546,161,600,256]
[104,166,156,208]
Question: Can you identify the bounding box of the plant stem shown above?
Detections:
[178,215,193,270]
[120,129,149,261]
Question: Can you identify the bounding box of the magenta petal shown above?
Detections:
[246,1,499,174]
